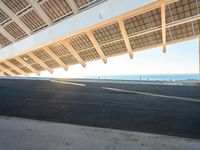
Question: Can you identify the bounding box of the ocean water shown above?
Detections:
[84,74,200,81]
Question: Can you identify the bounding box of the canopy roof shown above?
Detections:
[0,0,199,76]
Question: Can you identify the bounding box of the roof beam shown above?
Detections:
[0,71,5,76]
[60,40,86,67]
[161,0,166,53]
[127,14,200,40]
[4,61,27,76]
[66,0,79,14]
[0,26,15,42]
[0,0,160,62]
[0,1,32,35]
[118,20,133,59]
[15,57,40,76]
[29,0,53,26]
[196,0,200,14]
[43,47,68,71]
[28,52,53,74]
[0,0,181,63]
[18,8,33,18]
[38,0,50,5]
[0,66,15,76]
[167,15,200,28]
[86,31,107,63]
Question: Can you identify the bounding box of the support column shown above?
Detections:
[161,0,166,53]
[199,36,200,79]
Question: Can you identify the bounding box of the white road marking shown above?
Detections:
[102,87,200,103]
[51,80,86,87]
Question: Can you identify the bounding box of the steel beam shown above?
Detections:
[161,0,167,53]
[4,61,27,75]
[60,40,86,67]
[0,26,15,42]
[29,0,53,26]
[66,0,79,14]
[43,47,68,71]
[0,0,155,61]
[0,1,32,35]
[0,66,15,76]
[86,31,107,63]
[28,52,54,73]
[15,57,40,75]
[118,20,133,58]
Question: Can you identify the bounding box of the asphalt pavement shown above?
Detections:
[0,79,200,139]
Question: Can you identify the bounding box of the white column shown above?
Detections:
[199,36,200,79]
[161,0,166,53]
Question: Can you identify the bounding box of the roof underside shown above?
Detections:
[0,0,200,76]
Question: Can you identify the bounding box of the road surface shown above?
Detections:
[0,79,200,139]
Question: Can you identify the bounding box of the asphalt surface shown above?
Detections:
[0,79,200,139]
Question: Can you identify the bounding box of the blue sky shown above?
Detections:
[31,39,199,78]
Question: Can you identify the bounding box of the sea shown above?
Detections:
[83,74,200,81]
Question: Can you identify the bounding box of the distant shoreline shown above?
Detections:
[82,74,200,81]
[0,76,199,86]
[0,73,199,82]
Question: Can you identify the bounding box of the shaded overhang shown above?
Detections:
[0,0,198,76]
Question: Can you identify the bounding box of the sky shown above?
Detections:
[31,39,199,78]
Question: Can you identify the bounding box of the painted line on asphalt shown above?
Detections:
[102,87,200,103]
[51,80,86,87]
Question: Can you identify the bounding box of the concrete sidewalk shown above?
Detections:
[0,116,199,150]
